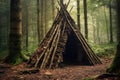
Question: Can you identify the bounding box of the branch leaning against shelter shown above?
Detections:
[27,0,102,69]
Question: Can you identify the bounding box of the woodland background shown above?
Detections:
[0,0,117,61]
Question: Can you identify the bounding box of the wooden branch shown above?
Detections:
[34,23,60,68]
[18,68,39,74]
[59,2,101,65]
[28,2,102,69]
[41,27,61,69]
[49,29,61,68]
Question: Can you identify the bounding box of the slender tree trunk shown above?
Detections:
[5,0,23,64]
[107,0,120,74]
[116,1,120,42]
[0,24,1,49]
[83,0,88,39]
[7,1,10,50]
[96,20,100,44]
[44,0,47,34]
[40,0,45,41]
[96,10,101,44]
[103,6,109,42]
[22,0,29,51]
[91,10,96,43]
[109,4,113,43]
[43,0,46,37]
[77,0,81,31]
[51,0,55,21]
[37,0,40,44]
[26,5,29,50]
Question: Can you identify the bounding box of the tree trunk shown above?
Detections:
[40,0,45,41]
[37,0,41,44]
[91,10,96,43]
[107,0,120,74]
[103,6,109,43]
[26,4,29,50]
[44,0,47,34]
[96,10,101,44]
[43,0,46,38]
[109,4,113,43]
[83,0,88,40]
[77,0,81,31]
[51,0,55,21]
[5,0,23,64]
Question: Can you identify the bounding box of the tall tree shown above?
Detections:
[96,14,101,44]
[5,0,23,64]
[103,6,109,42]
[91,10,96,43]
[40,0,45,41]
[37,0,40,43]
[109,1,113,43]
[44,0,47,34]
[22,0,29,51]
[107,0,120,74]
[77,0,81,31]
[83,0,88,39]
[51,0,55,21]
[25,4,29,50]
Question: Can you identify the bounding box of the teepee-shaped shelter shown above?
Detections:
[27,1,102,69]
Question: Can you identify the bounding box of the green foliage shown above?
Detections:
[0,45,37,64]
[13,57,23,65]
[22,45,38,60]
[89,42,116,57]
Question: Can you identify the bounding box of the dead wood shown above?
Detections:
[18,68,39,74]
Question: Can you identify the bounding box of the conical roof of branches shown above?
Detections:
[27,1,102,69]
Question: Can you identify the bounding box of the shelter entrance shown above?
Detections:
[63,32,83,65]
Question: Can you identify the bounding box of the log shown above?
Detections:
[18,68,39,74]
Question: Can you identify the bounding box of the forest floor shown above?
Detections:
[0,56,118,80]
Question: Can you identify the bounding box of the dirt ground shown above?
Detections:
[0,57,117,80]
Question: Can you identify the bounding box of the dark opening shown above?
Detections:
[63,32,90,65]
[63,32,79,64]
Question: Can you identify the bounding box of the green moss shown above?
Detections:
[13,57,23,65]
[21,53,30,61]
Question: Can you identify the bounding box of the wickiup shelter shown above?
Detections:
[27,1,102,69]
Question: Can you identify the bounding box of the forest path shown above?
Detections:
[0,57,113,80]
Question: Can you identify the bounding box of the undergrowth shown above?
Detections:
[0,45,38,62]
[21,45,38,60]
[89,43,117,58]
[0,42,117,64]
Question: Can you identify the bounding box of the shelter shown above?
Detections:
[27,1,101,69]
